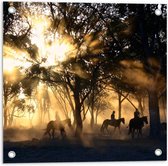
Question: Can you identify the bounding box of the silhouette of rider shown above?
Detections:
[111,111,115,123]
[134,109,140,119]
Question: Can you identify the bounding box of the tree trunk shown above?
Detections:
[75,102,82,136]
[90,98,94,128]
[137,96,144,116]
[65,85,76,125]
[159,90,166,122]
[137,5,161,139]
[90,89,95,128]
[90,109,94,128]
[118,93,122,119]
[9,107,15,127]
[3,94,8,128]
[95,109,98,125]
[39,100,43,124]
[148,90,161,138]
[4,107,8,128]
[74,92,82,137]
[72,112,77,127]
[142,97,146,115]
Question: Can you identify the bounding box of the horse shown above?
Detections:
[100,118,125,134]
[128,116,148,138]
[44,118,72,139]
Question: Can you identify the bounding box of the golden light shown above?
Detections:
[3,44,32,84]
[3,58,16,73]
[46,39,77,65]
[55,42,71,62]
[3,58,22,83]
[3,45,32,73]
[3,8,103,129]
[18,87,26,100]
[26,14,77,66]
[28,15,51,59]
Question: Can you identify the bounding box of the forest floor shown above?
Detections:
[3,126,167,163]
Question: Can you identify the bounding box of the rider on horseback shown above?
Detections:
[128,109,140,135]
[134,109,140,119]
[111,111,116,123]
[133,108,141,127]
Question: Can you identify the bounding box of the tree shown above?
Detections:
[42,3,107,136]
[3,3,166,139]
[3,80,20,128]
[104,4,167,138]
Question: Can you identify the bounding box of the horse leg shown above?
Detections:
[135,129,139,138]
[105,127,108,133]
[60,128,66,139]
[106,126,109,134]
[46,129,51,139]
[128,123,131,135]
[102,125,104,134]
[51,129,55,139]
[137,129,141,138]
[101,125,104,134]
[132,129,135,139]
[118,126,121,134]
[100,124,104,133]
[48,131,51,139]
[137,130,140,137]
[128,126,132,135]
[139,129,142,137]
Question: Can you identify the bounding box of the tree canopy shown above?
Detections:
[3,2,167,138]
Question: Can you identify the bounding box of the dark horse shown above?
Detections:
[44,118,72,139]
[128,116,148,138]
[100,118,125,134]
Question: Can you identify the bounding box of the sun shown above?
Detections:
[3,13,78,83]
[3,58,16,73]
[27,14,77,67]
[55,42,70,62]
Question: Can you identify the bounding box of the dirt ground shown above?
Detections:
[3,126,167,163]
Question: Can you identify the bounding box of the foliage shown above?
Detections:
[3,3,167,137]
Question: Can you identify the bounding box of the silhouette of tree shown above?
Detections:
[3,3,166,139]
[100,4,167,138]
[3,80,20,128]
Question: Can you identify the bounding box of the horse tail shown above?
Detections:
[43,129,48,135]
[43,121,52,135]
[100,121,105,132]
[100,124,103,132]
[128,121,132,135]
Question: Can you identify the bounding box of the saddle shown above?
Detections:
[110,119,116,125]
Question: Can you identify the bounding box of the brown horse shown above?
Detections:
[128,116,148,138]
[44,118,72,139]
[100,118,125,134]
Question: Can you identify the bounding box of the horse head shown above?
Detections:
[121,118,125,124]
